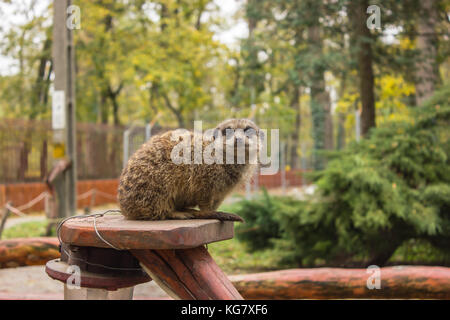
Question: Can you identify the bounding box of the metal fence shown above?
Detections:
[0,119,175,184]
[0,118,315,189]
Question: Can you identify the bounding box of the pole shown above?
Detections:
[53,0,77,217]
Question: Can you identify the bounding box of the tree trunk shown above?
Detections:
[308,24,333,169]
[289,86,301,168]
[99,89,108,124]
[415,0,439,106]
[337,112,346,150]
[108,83,123,126]
[162,91,185,128]
[349,0,376,137]
[31,36,52,119]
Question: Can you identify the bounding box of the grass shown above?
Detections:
[1,220,51,239]
[208,238,292,274]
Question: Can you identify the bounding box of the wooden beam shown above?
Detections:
[132,246,243,300]
[229,267,450,299]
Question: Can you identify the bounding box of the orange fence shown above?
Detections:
[0,179,118,213]
[0,170,305,214]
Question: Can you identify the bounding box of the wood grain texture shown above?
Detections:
[229,267,450,299]
[0,237,60,268]
[60,215,234,249]
[132,247,243,300]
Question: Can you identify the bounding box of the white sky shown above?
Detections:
[0,0,246,76]
[212,0,248,47]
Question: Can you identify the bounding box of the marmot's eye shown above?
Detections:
[222,127,232,135]
[244,126,256,136]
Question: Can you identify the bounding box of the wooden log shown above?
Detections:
[229,267,450,299]
[0,237,60,268]
[132,246,243,300]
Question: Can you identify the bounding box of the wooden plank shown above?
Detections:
[154,249,212,299]
[229,267,450,299]
[45,259,150,291]
[60,215,234,249]
[0,237,60,268]
[131,249,195,299]
[173,246,243,300]
[132,247,243,300]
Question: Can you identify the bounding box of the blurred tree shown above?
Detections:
[348,0,376,137]
[0,0,52,119]
[414,0,441,106]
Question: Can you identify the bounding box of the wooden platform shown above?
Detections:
[59,215,235,249]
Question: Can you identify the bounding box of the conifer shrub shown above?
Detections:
[236,87,450,267]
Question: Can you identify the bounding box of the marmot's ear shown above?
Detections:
[213,128,220,140]
[258,130,265,140]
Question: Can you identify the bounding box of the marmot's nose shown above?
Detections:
[235,135,246,145]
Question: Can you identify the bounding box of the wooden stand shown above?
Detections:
[45,215,243,300]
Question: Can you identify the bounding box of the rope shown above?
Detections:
[16,192,49,211]
[77,189,95,201]
[77,189,117,201]
[2,188,117,216]
[5,203,27,217]
[56,209,143,271]
[93,190,117,201]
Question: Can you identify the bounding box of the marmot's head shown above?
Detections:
[213,118,262,165]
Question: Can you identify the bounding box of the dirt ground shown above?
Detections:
[0,265,171,300]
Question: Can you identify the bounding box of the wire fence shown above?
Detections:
[0,119,175,184]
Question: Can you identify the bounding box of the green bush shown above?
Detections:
[235,189,303,251]
[236,87,450,267]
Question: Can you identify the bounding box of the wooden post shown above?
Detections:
[53,0,77,218]
[0,202,12,239]
[132,247,244,300]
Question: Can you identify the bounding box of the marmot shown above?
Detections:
[118,118,262,221]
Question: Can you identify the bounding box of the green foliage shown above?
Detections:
[1,220,54,239]
[234,189,301,251]
[236,88,450,266]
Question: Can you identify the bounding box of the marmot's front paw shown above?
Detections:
[213,211,245,223]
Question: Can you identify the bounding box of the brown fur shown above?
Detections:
[118,119,260,221]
